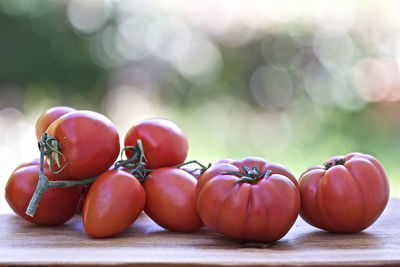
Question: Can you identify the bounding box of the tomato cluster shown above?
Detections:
[4,106,391,242]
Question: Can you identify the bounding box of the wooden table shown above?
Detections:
[1,199,400,266]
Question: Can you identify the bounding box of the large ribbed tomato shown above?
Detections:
[299,152,390,233]
[196,157,300,242]
[46,110,120,179]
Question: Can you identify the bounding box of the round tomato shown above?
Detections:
[299,152,390,233]
[124,118,188,169]
[5,165,81,226]
[46,110,120,179]
[83,170,146,238]
[11,158,42,173]
[196,157,299,242]
[35,106,76,140]
[143,168,202,232]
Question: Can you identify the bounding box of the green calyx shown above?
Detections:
[26,133,96,217]
[325,158,346,170]
[221,166,272,185]
[114,139,149,183]
[39,133,70,174]
[115,140,211,183]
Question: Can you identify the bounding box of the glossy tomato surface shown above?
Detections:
[124,118,188,169]
[11,158,41,173]
[35,106,76,140]
[196,157,300,242]
[46,110,120,179]
[5,165,81,226]
[143,168,202,232]
[299,152,390,233]
[83,170,146,238]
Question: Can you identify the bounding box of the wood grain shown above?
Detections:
[1,198,400,266]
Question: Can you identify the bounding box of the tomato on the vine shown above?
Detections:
[143,167,202,232]
[5,165,81,226]
[83,170,146,238]
[35,106,76,140]
[124,118,188,169]
[299,152,390,233]
[196,157,299,242]
[46,110,120,179]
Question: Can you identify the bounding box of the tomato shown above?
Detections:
[5,165,81,226]
[35,106,76,140]
[83,170,146,238]
[46,110,120,179]
[124,118,188,169]
[12,158,41,173]
[143,168,202,232]
[299,152,390,233]
[196,157,300,242]
[195,157,298,200]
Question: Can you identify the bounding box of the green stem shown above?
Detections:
[174,160,206,169]
[25,133,96,217]
[174,160,211,176]
[221,166,272,185]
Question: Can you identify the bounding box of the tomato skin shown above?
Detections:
[124,119,188,169]
[83,170,146,238]
[5,165,81,226]
[35,106,76,140]
[143,168,203,232]
[195,157,298,200]
[299,153,390,233]
[46,110,120,180]
[196,157,300,242]
[12,158,42,173]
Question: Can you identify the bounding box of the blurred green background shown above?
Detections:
[1,0,400,212]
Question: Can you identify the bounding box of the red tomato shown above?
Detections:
[196,157,300,242]
[124,118,188,169]
[46,110,120,179]
[35,106,76,140]
[143,168,202,232]
[83,170,146,238]
[12,158,41,173]
[299,152,390,233]
[195,157,298,200]
[5,165,81,226]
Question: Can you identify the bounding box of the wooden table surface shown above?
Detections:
[1,198,400,267]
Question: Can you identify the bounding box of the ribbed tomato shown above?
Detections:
[196,157,299,242]
[299,152,390,233]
